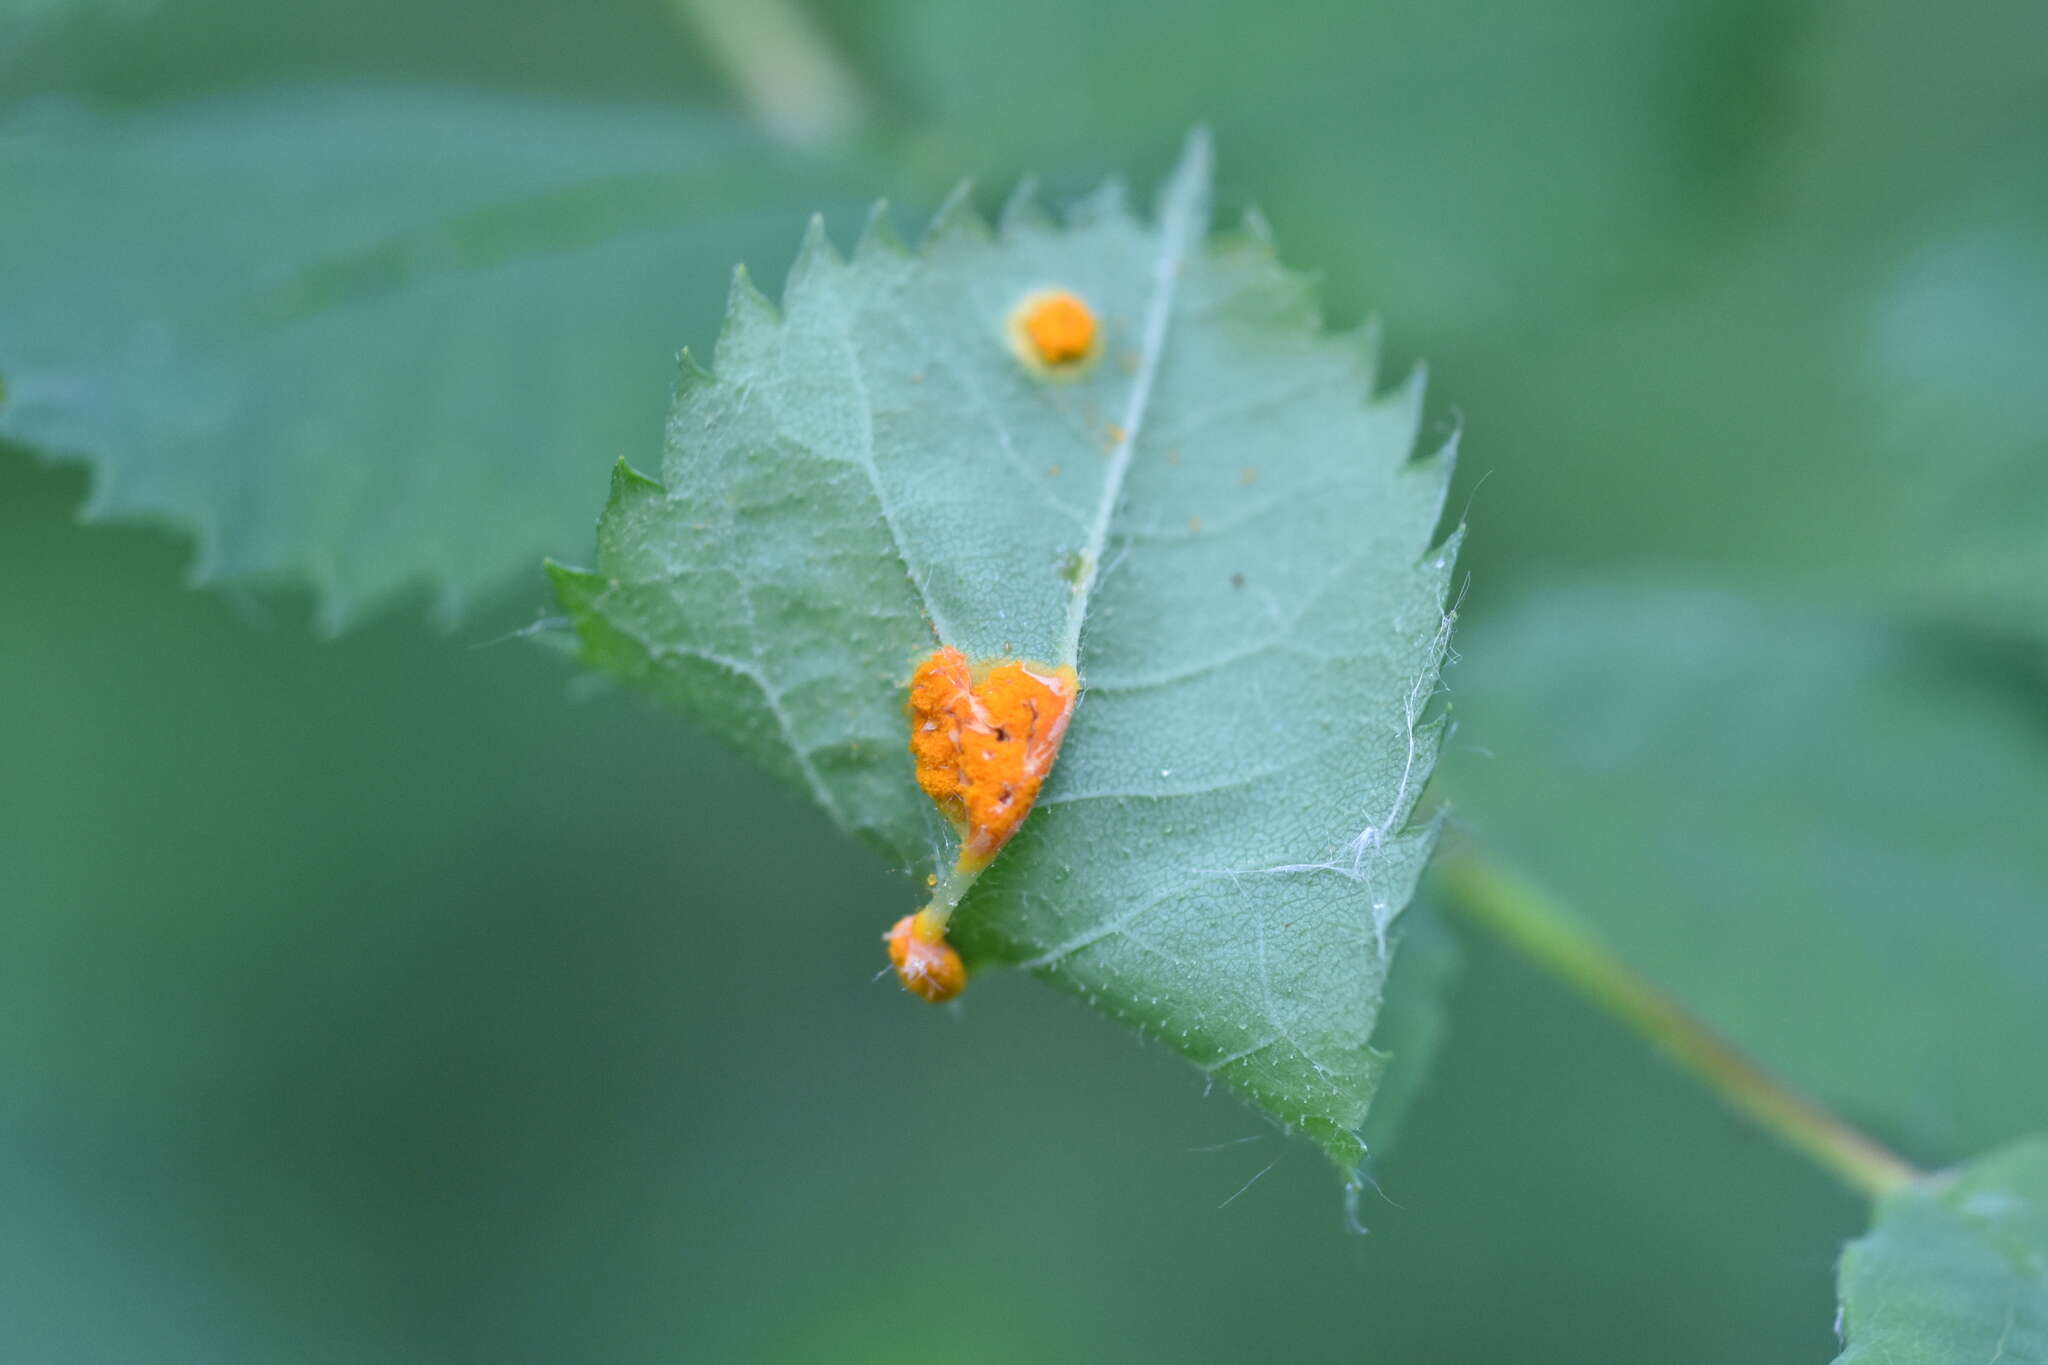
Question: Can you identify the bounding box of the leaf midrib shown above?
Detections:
[1056,131,1213,669]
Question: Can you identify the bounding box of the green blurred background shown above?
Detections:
[4,0,2042,1359]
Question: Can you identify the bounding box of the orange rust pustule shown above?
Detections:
[907,646,1078,868]
[1015,290,1098,368]
[887,911,967,1003]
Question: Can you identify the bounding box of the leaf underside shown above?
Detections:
[1834,1138,2048,1364]
[553,136,1460,1172]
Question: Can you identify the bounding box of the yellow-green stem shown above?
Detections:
[1433,846,1921,1201]
[667,0,866,147]
[918,857,983,935]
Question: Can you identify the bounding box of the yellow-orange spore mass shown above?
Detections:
[907,646,1078,868]
[1016,290,1098,368]
[887,910,967,1003]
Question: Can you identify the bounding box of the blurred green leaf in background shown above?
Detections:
[0,92,844,624]
[0,447,1856,1363]
[1834,1139,2048,1363]
[1447,587,2048,1166]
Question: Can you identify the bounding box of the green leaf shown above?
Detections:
[552,136,1461,1173]
[0,89,843,627]
[1456,2,2048,639]
[2,0,722,112]
[1834,1138,2048,1364]
[853,0,2047,640]
[1447,586,2048,1162]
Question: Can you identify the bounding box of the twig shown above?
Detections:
[1434,844,1922,1201]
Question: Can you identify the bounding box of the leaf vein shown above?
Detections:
[646,639,848,826]
[821,304,957,644]
[1058,133,1211,666]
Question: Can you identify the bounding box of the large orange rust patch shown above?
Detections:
[907,647,1078,868]
[886,646,1078,1003]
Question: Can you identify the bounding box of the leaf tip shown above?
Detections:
[1339,318,1383,394]
[1066,174,1132,228]
[784,212,845,306]
[724,262,777,322]
[1176,124,1216,184]
[544,557,609,620]
[717,263,781,367]
[675,346,715,397]
[1417,410,1463,479]
[923,181,991,249]
[855,200,907,259]
[1157,126,1216,230]
[1381,360,1431,443]
[998,176,1053,237]
[1239,202,1276,251]
[609,456,663,497]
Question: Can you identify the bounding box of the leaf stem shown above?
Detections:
[667,0,867,148]
[1432,845,1922,1201]
[919,856,981,935]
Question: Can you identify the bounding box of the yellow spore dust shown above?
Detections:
[887,909,967,1003]
[1007,288,1099,373]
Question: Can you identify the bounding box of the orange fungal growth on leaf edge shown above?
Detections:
[887,909,967,1004]
[907,646,1078,869]
[1009,288,1099,371]
[889,646,1079,1003]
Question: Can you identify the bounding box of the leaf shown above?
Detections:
[551,136,1461,1172]
[0,89,846,627]
[1834,1138,2048,1364]
[856,0,2048,641]
[1452,1,2048,639]
[2,0,718,113]
[1865,183,2048,635]
[1446,586,2048,1163]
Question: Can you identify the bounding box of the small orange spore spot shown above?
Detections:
[1240,466,1258,486]
[907,646,1078,868]
[1188,516,1204,533]
[1009,289,1099,372]
[887,911,966,1003]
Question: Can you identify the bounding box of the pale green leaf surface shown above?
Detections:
[0,90,840,626]
[1834,1138,2048,1364]
[1448,587,2048,1162]
[553,138,1460,1170]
